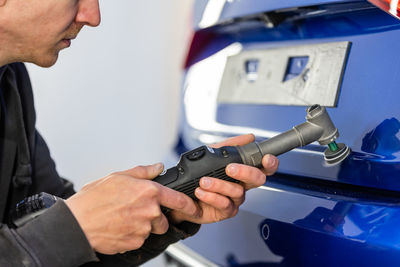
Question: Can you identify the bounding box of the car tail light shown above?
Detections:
[369,0,400,18]
[183,30,216,69]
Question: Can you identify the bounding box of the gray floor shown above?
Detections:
[141,253,186,267]
[141,254,166,267]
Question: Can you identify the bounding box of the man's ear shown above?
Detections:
[0,0,6,7]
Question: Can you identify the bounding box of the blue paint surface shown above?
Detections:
[194,0,362,29]
[178,1,400,266]
[182,185,400,266]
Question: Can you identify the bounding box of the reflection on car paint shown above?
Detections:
[361,118,400,159]
[337,118,400,190]
[253,203,400,266]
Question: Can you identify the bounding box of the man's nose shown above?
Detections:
[75,0,101,27]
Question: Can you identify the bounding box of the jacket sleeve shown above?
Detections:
[0,204,199,267]
[81,221,200,267]
[0,201,98,267]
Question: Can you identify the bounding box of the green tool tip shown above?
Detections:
[328,141,339,152]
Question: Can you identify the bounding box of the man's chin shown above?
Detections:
[30,53,59,68]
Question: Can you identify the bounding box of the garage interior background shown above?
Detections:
[28,1,193,191]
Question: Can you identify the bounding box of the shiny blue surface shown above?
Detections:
[183,185,400,266]
[187,2,400,71]
[194,0,361,29]
[179,1,400,266]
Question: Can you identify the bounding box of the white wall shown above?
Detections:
[27,1,193,190]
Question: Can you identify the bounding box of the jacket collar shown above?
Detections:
[0,65,8,81]
[0,65,7,116]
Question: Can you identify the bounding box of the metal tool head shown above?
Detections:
[324,142,351,165]
[306,104,351,164]
[306,104,339,145]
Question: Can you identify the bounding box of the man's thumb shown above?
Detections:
[123,163,164,180]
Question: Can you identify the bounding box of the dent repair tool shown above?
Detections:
[153,104,351,199]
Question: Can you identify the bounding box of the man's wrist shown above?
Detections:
[65,196,98,251]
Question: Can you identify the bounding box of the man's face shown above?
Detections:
[1,0,100,67]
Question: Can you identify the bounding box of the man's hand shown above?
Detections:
[169,134,279,224]
[65,164,200,255]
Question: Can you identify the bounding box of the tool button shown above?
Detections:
[222,149,229,158]
[178,166,185,174]
[187,149,205,161]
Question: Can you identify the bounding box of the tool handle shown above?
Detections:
[153,145,243,199]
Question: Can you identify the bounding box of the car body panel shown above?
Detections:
[182,185,400,266]
[194,0,363,29]
[183,1,400,192]
[173,1,400,266]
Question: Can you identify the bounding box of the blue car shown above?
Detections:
[164,0,400,266]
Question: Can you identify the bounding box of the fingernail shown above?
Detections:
[154,162,164,171]
[196,188,205,198]
[266,155,276,168]
[201,177,212,188]
[228,164,238,175]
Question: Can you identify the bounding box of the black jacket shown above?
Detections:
[0,63,199,267]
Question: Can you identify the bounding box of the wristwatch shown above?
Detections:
[11,192,59,228]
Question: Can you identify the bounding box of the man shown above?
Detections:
[0,0,279,266]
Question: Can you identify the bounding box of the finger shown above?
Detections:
[226,163,267,190]
[199,177,245,206]
[194,188,236,219]
[210,134,255,148]
[156,184,200,218]
[261,154,279,176]
[122,163,164,180]
[150,212,169,235]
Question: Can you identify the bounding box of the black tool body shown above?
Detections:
[153,145,243,199]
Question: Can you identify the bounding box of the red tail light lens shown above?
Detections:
[184,31,216,69]
[369,0,400,18]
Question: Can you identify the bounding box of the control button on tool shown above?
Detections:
[222,149,229,158]
[187,149,205,160]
